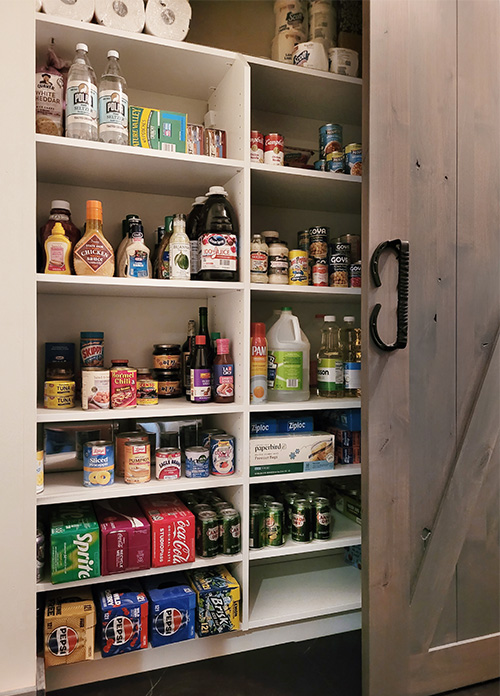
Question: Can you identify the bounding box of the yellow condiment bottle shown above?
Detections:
[44,222,72,275]
[73,200,115,277]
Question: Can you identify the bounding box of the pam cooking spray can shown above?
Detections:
[250,322,267,403]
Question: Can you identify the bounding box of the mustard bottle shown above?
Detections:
[44,222,72,275]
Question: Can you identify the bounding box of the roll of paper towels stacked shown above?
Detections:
[308,0,337,51]
[41,0,95,23]
[95,0,145,32]
[292,41,329,72]
[145,0,192,41]
[272,0,308,64]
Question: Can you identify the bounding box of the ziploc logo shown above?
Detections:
[288,421,307,431]
[252,423,271,435]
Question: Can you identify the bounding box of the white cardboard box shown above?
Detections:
[249,432,335,477]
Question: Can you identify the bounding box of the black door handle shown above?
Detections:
[369,239,409,352]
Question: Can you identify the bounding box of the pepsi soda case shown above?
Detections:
[44,588,96,667]
[97,581,148,657]
[187,565,240,637]
[143,573,196,647]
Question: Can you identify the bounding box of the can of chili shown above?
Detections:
[264,133,284,166]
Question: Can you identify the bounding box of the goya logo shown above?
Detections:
[48,626,78,656]
[154,608,185,636]
[105,615,134,646]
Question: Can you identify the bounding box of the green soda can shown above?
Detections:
[221,508,241,555]
[284,492,298,533]
[193,503,213,517]
[249,503,266,549]
[196,510,219,557]
[313,497,332,540]
[266,502,284,546]
[259,494,275,508]
[291,498,312,542]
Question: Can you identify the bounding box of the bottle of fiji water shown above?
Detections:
[98,50,129,145]
[196,187,239,282]
[66,43,98,141]
[342,316,361,397]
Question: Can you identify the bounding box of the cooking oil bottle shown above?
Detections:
[342,316,361,397]
[317,315,344,398]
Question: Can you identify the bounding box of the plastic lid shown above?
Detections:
[111,359,129,365]
[193,196,207,205]
[76,43,88,53]
[51,222,66,235]
[344,316,355,322]
[195,335,206,345]
[81,331,104,338]
[251,322,266,337]
[263,230,279,238]
[211,332,221,340]
[86,200,103,221]
[205,186,228,197]
[281,307,292,312]
[51,200,70,212]
[107,50,119,59]
[216,338,229,354]
[324,315,336,322]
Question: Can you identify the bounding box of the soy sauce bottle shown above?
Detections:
[190,335,211,403]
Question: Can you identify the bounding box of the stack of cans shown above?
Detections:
[181,490,241,559]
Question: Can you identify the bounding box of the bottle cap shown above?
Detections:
[193,196,207,205]
[76,43,88,53]
[251,322,266,337]
[324,315,336,322]
[51,200,70,212]
[281,307,292,312]
[107,50,119,59]
[81,332,104,339]
[205,186,228,197]
[86,200,103,221]
[343,316,355,322]
[51,222,66,236]
[216,338,229,354]
[195,335,206,345]
[211,332,221,340]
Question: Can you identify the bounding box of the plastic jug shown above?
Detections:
[267,307,310,402]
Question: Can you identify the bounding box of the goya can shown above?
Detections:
[185,446,210,478]
[155,448,181,480]
[312,258,328,286]
[81,368,110,410]
[291,498,312,542]
[345,143,362,176]
[249,503,266,549]
[319,123,343,159]
[123,438,150,484]
[110,360,137,409]
[210,434,235,476]
[331,241,351,259]
[309,226,329,259]
[350,262,361,287]
[83,440,114,487]
[329,252,350,287]
[250,130,264,163]
[288,249,308,285]
[313,497,331,540]
[326,151,344,173]
[196,510,219,558]
[43,381,75,410]
[115,431,149,477]
[80,331,104,368]
[265,501,284,546]
[221,508,241,555]
[264,133,284,166]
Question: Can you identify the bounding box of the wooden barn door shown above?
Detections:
[362,1,500,695]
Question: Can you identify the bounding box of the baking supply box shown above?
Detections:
[249,431,334,477]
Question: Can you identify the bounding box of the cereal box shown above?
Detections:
[97,581,148,657]
[94,498,151,576]
[139,494,195,567]
[44,588,96,666]
[129,106,160,149]
[159,111,187,153]
[50,502,100,583]
[187,565,240,637]
[143,573,196,647]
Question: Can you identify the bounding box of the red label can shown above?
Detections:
[110,361,137,409]
[250,130,264,163]
[264,133,284,166]
[312,259,328,286]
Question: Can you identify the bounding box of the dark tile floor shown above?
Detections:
[51,631,499,696]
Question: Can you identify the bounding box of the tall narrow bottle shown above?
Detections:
[342,316,361,397]
[73,200,115,277]
[182,319,196,397]
[186,196,207,279]
[98,50,128,145]
[198,307,213,364]
[316,315,344,398]
[65,43,98,141]
[169,214,190,280]
[157,216,174,279]
[190,335,212,403]
[152,226,165,278]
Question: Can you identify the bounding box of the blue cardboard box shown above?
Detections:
[97,581,148,657]
[143,573,196,647]
[250,417,278,437]
[277,416,314,433]
[338,409,361,431]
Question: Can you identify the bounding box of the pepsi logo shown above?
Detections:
[105,615,134,645]
[154,608,184,636]
[47,626,78,656]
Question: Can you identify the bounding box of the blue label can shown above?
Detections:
[210,434,235,476]
[83,440,114,487]
[319,123,343,159]
[185,446,210,478]
[345,143,362,176]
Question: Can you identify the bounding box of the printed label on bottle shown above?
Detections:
[98,89,128,134]
[268,254,288,277]
[47,242,68,272]
[190,239,199,275]
[170,241,190,279]
[74,234,112,272]
[268,350,303,390]
[191,368,211,402]
[317,358,344,392]
[250,250,268,275]
[127,249,148,277]
[213,364,234,399]
[344,362,361,390]
[198,233,237,272]
[160,249,169,279]
[66,80,97,126]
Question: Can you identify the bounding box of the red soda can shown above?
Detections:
[250,130,264,163]
[264,133,284,166]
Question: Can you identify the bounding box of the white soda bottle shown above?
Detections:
[65,43,98,141]
[98,50,129,145]
[267,307,310,402]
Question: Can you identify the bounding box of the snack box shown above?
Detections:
[250,417,278,437]
[139,494,195,567]
[334,490,361,525]
[159,111,187,153]
[44,588,96,667]
[129,106,160,149]
[94,498,151,576]
[50,502,100,583]
[187,565,240,637]
[143,573,196,647]
[97,581,148,657]
[249,432,334,477]
[277,415,314,433]
[344,545,362,569]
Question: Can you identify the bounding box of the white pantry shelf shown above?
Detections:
[249,395,361,413]
[251,283,361,302]
[249,464,361,486]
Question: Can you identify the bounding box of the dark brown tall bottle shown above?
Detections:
[38,200,81,273]
[213,338,234,403]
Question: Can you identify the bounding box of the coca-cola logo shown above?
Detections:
[172,519,192,563]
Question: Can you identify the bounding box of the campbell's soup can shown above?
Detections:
[264,133,284,166]
[312,259,328,286]
[345,143,363,176]
[350,262,362,287]
[319,123,343,159]
[288,249,309,285]
[250,130,264,163]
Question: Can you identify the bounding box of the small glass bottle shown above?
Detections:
[250,233,269,283]
[213,338,234,403]
[317,315,344,398]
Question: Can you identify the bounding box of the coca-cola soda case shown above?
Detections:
[97,581,148,658]
[94,498,151,576]
[143,572,196,647]
[139,494,195,567]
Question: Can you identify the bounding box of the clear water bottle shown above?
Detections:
[98,50,129,145]
[65,43,98,141]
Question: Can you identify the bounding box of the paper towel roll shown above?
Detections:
[309,0,337,51]
[292,41,328,71]
[271,31,302,64]
[145,0,192,41]
[274,0,308,41]
[95,0,145,32]
[42,0,95,23]
[328,47,359,77]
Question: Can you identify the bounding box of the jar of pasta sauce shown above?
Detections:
[153,344,181,370]
[154,369,182,398]
[136,368,158,406]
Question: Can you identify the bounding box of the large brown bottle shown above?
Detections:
[38,200,81,273]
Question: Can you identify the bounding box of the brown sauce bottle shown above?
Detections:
[38,200,81,273]
[213,338,234,403]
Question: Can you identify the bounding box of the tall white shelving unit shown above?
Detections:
[33,12,363,692]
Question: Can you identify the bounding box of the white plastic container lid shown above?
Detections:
[324,315,337,322]
[107,50,119,59]
[193,196,207,205]
[76,43,88,53]
[51,200,70,211]
[344,316,356,322]
[205,186,228,197]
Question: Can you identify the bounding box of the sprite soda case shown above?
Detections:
[51,502,100,584]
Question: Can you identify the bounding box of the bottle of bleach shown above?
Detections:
[267,307,310,402]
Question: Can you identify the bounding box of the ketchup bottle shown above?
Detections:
[213,338,234,403]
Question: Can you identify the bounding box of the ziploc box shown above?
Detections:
[159,111,187,153]
[51,502,100,583]
[97,580,148,657]
[250,416,278,437]
[139,493,195,567]
[94,498,151,576]
[277,415,314,433]
[250,431,334,477]
[337,408,361,431]
[143,573,196,647]
[129,106,160,149]
[187,565,240,637]
[44,588,96,667]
